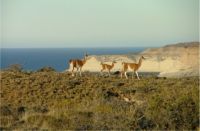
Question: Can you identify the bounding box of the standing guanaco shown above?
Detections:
[121,56,145,80]
[100,61,116,76]
[69,53,88,77]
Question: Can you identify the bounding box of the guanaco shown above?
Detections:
[69,53,88,77]
[100,61,116,76]
[121,56,145,80]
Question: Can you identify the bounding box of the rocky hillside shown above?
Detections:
[68,42,199,77]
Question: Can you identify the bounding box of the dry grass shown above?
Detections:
[0,69,199,130]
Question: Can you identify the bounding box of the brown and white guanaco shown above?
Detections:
[69,53,88,77]
[121,56,145,79]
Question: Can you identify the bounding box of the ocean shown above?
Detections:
[1,47,146,72]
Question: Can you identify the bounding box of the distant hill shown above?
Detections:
[141,42,199,57]
[164,41,199,47]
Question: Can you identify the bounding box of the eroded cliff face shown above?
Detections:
[140,42,199,69]
[68,42,199,77]
[140,42,199,77]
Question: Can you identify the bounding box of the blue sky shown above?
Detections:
[1,0,199,48]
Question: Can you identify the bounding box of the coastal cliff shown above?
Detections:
[68,42,199,77]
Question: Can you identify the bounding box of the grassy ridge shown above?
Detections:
[0,69,199,130]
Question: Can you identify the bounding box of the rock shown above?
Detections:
[17,106,26,114]
[105,90,119,98]
[113,71,121,75]
[37,67,56,72]
[114,82,125,87]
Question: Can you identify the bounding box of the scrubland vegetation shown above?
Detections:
[0,66,199,130]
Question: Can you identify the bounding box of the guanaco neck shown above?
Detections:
[138,57,143,67]
[82,58,87,65]
[111,63,115,68]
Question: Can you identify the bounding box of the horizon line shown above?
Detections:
[0,46,159,49]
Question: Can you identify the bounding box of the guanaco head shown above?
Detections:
[141,56,146,60]
[112,61,117,64]
[84,53,89,60]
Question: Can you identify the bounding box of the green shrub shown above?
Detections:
[145,85,199,130]
[5,64,23,72]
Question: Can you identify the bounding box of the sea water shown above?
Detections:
[1,47,146,71]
